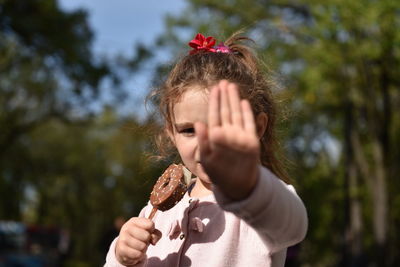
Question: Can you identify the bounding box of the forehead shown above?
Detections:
[172,88,209,123]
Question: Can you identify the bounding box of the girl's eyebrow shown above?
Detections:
[174,122,193,130]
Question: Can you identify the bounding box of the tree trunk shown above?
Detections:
[343,101,364,267]
[371,139,388,266]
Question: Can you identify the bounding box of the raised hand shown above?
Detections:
[194,80,261,200]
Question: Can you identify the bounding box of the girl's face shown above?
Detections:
[170,87,211,184]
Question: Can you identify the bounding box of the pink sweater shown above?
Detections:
[105,166,308,267]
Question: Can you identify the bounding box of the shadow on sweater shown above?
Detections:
[183,200,226,242]
[148,201,226,265]
[147,252,192,267]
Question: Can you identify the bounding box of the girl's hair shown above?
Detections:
[151,32,290,183]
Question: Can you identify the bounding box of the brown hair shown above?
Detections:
[151,32,290,183]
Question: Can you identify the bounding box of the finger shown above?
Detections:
[117,246,145,265]
[150,229,162,245]
[220,84,231,125]
[133,218,155,232]
[227,83,243,127]
[195,122,211,156]
[122,237,149,252]
[208,85,220,128]
[129,227,152,244]
[241,100,257,134]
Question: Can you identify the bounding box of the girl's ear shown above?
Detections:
[255,112,268,139]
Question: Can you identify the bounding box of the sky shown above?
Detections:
[59,0,186,57]
[59,0,187,117]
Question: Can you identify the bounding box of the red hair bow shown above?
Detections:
[188,33,216,54]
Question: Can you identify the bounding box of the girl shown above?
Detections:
[105,33,308,267]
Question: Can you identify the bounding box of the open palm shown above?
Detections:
[195,80,260,200]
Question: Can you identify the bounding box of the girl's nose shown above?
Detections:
[194,143,201,163]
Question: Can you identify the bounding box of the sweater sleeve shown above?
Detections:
[212,165,308,253]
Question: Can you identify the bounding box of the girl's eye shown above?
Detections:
[179,128,195,136]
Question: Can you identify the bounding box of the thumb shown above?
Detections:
[195,122,211,157]
[150,229,162,246]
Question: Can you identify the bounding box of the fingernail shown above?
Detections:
[150,234,158,245]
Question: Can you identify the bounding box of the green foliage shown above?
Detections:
[0,0,110,92]
[0,0,157,265]
[23,110,163,264]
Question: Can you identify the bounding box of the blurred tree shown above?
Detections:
[145,0,400,266]
[0,0,116,219]
[0,1,154,265]
[24,109,164,265]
